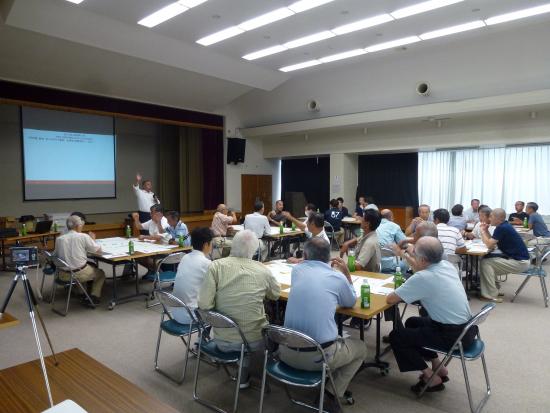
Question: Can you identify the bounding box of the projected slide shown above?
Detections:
[22,107,116,200]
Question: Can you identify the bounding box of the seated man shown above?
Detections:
[172,227,213,324]
[353,196,368,218]
[508,201,529,225]
[387,237,475,394]
[287,212,330,264]
[405,204,432,236]
[280,238,366,411]
[447,204,468,232]
[132,204,170,244]
[339,209,382,272]
[54,215,105,306]
[391,222,438,272]
[267,200,288,226]
[284,203,316,232]
[337,197,350,217]
[211,204,237,257]
[467,207,494,239]
[526,202,550,242]
[198,230,280,387]
[464,198,481,223]
[325,199,345,246]
[165,210,191,246]
[479,208,530,302]
[243,200,271,261]
[432,208,467,257]
[376,209,407,273]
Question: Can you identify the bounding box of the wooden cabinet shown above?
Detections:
[241,174,272,216]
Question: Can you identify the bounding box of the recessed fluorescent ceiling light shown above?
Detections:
[319,49,367,63]
[391,0,464,19]
[138,3,188,28]
[365,36,421,52]
[196,26,245,45]
[179,0,207,6]
[280,60,322,72]
[485,3,550,26]
[243,45,288,60]
[331,14,394,35]
[284,31,335,49]
[238,8,295,31]
[288,0,335,13]
[419,20,485,40]
[65,0,84,3]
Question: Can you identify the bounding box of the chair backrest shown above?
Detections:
[156,252,185,272]
[380,246,396,258]
[263,325,320,350]
[156,291,196,323]
[451,303,495,348]
[51,256,72,272]
[194,309,249,347]
[324,221,335,234]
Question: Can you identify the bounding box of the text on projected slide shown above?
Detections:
[24,129,115,182]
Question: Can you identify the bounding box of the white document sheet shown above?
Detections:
[265,260,295,285]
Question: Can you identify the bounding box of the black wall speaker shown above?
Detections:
[227,138,246,164]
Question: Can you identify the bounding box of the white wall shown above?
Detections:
[223,108,279,211]
[229,21,550,128]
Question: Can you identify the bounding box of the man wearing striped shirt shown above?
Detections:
[433,209,467,257]
[198,230,280,388]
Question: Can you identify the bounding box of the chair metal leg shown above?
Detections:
[75,279,95,308]
[326,366,344,413]
[154,324,163,371]
[318,367,326,413]
[511,276,531,302]
[540,276,549,307]
[459,352,476,413]
[418,352,453,398]
[258,350,268,413]
[232,345,245,413]
[40,272,46,298]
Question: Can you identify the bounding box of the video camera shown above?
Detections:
[11,246,39,266]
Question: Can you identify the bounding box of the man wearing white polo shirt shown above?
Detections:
[244,201,271,261]
[133,173,160,223]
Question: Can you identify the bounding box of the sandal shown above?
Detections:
[411,380,445,394]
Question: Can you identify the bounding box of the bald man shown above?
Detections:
[376,209,407,273]
[211,204,237,258]
[386,237,475,394]
[391,222,439,272]
[479,208,530,303]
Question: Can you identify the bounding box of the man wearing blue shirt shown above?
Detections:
[280,238,367,411]
[325,199,345,245]
[526,202,550,238]
[480,208,530,302]
[165,210,191,246]
[387,237,475,394]
[377,209,407,272]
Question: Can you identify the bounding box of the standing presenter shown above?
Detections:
[133,172,160,223]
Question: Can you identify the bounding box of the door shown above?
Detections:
[241,174,272,216]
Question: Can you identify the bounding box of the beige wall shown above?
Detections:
[0,103,160,218]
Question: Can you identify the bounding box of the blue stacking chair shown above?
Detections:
[258,325,344,413]
[154,291,200,384]
[193,309,251,413]
[146,251,184,308]
[419,303,496,413]
[512,245,550,308]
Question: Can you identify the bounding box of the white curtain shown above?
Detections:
[419,145,550,214]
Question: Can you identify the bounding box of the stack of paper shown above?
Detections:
[266,261,295,285]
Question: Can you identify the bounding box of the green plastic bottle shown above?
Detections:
[53,222,58,232]
[394,266,404,289]
[279,222,284,235]
[347,249,356,272]
[291,221,296,231]
[178,235,184,247]
[360,279,370,309]
[128,240,134,255]
[125,225,132,238]
[523,217,529,229]
[21,223,27,236]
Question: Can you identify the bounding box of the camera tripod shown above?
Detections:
[1,264,58,408]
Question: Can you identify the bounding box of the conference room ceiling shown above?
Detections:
[1,0,550,112]
[57,0,550,73]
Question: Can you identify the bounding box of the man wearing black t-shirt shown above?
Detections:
[480,208,530,303]
[508,201,529,225]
